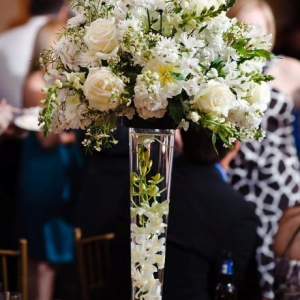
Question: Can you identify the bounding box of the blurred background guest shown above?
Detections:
[0,0,68,254]
[0,0,67,110]
[227,1,300,299]
[163,128,259,300]
[104,127,260,300]
[14,16,83,300]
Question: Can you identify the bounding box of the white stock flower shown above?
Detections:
[132,0,166,10]
[62,94,90,129]
[50,107,66,133]
[134,71,169,119]
[67,14,87,28]
[56,88,69,102]
[64,72,86,89]
[228,102,264,132]
[154,37,180,62]
[182,0,221,17]
[78,51,101,68]
[240,58,265,73]
[44,69,65,86]
[189,111,201,122]
[179,119,189,130]
[83,67,124,111]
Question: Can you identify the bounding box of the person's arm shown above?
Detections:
[233,213,258,283]
[0,99,15,135]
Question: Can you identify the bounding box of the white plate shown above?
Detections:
[14,114,41,131]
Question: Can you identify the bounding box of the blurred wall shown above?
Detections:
[0,0,30,32]
[266,0,300,59]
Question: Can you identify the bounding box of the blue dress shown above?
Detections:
[18,132,83,263]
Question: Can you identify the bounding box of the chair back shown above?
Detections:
[74,228,115,300]
[0,239,28,300]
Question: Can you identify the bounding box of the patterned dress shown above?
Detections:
[228,84,300,299]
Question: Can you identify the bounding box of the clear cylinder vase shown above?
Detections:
[129,127,175,300]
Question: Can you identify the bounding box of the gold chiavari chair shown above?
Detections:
[0,239,28,300]
[74,228,115,300]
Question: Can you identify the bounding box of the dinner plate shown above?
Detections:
[14,113,41,131]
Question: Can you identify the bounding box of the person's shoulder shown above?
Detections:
[26,16,49,30]
[0,24,25,43]
[0,16,48,44]
[219,181,256,216]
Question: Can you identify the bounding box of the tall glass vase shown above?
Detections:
[129,127,175,300]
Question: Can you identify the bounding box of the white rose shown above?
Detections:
[84,19,118,56]
[191,82,235,116]
[247,82,270,110]
[82,67,124,111]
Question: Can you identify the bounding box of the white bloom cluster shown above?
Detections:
[40,0,274,151]
[131,199,169,299]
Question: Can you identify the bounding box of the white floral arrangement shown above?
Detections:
[38,1,275,298]
[39,0,274,152]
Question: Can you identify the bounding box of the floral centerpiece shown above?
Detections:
[40,0,273,151]
[39,0,274,298]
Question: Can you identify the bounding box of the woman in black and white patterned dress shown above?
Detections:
[227,1,300,299]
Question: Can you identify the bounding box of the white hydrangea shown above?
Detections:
[67,14,86,28]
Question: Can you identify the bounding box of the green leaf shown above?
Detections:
[169,71,184,81]
[211,133,219,154]
[232,44,251,57]
[169,98,184,124]
[253,49,276,60]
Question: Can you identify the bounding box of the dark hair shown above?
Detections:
[30,0,65,16]
[180,127,230,164]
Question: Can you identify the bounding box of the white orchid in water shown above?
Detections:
[40,0,274,153]
[129,138,170,299]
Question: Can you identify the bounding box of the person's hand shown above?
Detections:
[0,99,13,135]
[0,99,28,139]
[36,130,76,149]
[59,131,77,145]
[3,122,28,139]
